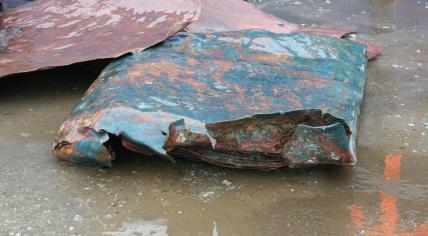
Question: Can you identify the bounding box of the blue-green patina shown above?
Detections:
[54,30,367,169]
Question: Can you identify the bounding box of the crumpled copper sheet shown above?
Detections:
[0,0,201,78]
[188,0,380,59]
[53,30,368,169]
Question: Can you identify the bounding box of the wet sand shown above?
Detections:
[1,0,428,235]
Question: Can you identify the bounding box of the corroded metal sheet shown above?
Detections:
[0,0,201,78]
[188,0,380,59]
[54,30,367,169]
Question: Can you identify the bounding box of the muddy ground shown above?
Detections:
[0,0,427,235]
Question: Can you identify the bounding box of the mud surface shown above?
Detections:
[1,0,428,235]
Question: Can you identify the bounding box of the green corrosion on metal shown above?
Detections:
[54,30,367,169]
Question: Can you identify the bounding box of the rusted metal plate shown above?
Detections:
[0,0,201,78]
[54,30,367,169]
[188,0,380,59]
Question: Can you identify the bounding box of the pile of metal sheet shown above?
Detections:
[54,30,367,169]
[0,0,379,169]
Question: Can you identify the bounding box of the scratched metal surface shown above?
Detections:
[0,0,201,78]
[54,30,367,169]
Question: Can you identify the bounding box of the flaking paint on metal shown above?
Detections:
[53,30,367,169]
[0,0,201,78]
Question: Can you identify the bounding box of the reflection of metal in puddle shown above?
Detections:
[102,219,221,236]
[348,154,428,235]
[353,164,428,201]
[102,219,168,236]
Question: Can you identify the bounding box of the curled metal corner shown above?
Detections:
[54,129,113,167]
[282,122,354,168]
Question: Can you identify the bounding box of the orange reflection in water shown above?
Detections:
[348,154,428,236]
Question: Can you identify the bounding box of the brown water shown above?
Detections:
[1,0,428,235]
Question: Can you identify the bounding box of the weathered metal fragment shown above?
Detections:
[54,30,367,169]
[0,0,201,78]
[188,0,380,59]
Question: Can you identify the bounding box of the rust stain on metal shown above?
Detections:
[0,0,201,78]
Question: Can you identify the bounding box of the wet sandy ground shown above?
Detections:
[1,0,428,235]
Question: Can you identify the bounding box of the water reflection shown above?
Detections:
[348,154,428,235]
[102,219,168,236]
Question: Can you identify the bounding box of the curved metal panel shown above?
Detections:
[0,0,201,78]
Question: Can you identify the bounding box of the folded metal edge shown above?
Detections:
[53,109,355,169]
